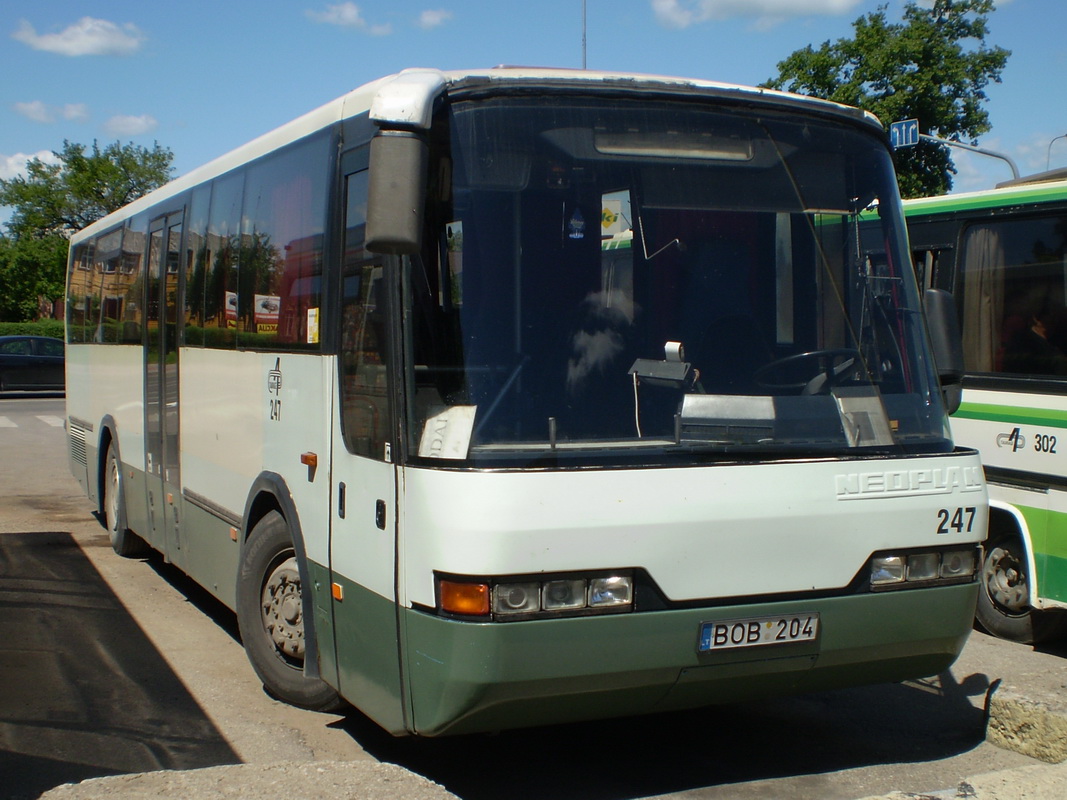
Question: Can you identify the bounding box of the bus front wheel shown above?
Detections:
[977,535,1067,644]
[236,510,342,712]
[103,442,149,558]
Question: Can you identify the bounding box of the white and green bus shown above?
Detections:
[903,171,1067,644]
[66,68,986,736]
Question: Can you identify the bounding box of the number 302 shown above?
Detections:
[936,507,976,534]
[1035,434,1057,453]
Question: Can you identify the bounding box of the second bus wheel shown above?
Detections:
[977,535,1067,644]
[236,510,343,711]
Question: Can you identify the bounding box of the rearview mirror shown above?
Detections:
[924,288,965,414]
[366,130,428,255]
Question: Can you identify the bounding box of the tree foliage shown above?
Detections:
[762,0,1010,198]
[0,234,69,322]
[0,140,173,321]
[1,140,173,239]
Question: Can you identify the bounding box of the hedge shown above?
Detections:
[0,320,65,340]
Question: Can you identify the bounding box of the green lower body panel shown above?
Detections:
[1036,553,1067,605]
[308,560,340,690]
[180,501,239,608]
[1005,503,1067,605]
[325,571,406,734]
[401,583,978,736]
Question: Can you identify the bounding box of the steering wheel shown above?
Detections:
[753,348,862,395]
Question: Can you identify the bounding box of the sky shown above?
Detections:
[1,0,1065,228]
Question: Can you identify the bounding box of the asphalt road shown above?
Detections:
[0,394,1058,800]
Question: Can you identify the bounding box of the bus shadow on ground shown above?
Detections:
[345,664,993,800]
[0,531,239,800]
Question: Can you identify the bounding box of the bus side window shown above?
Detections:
[339,170,392,460]
[960,216,1067,377]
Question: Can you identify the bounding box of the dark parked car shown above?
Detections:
[0,335,65,391]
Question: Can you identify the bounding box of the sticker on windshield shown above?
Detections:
[419,405,477,459]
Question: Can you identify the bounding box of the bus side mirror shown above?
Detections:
[366,130,428,255]
[924,288,965,414]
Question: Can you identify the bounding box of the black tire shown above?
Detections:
[103,441,150,558]
[236,510,342,711]
[977,535,1067,644]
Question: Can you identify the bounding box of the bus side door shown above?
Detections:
[327,162,406,734]
[144,211,184,563]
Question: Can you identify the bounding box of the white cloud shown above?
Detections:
[63,103,89,122]
[0,150,59,181]
[13,100,91,124]
[307,1,364,26]
[1014,131,1067,175]
[103,114,159,137]
[14,100,52,123]
[12,17,145,56]
[651,0,862,30]
[418,9,453,30]
[307,2,392,35]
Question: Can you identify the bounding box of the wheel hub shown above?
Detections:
[985,545,1028,613]
[261,555,305,661]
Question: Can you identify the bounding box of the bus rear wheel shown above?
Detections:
[236,510,342,711]
[977,535,1067,644]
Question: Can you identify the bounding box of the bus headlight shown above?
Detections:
[906,553,940,582]
[542,579,588,611]
[871,555,905,586]
[589,576,633,607]
[493,582,540,615]
[437,572,634,620]
[941,549,977,580]
[869,547,979,591]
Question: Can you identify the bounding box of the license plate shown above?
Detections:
[698,613,819,652]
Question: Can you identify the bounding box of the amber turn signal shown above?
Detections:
[438,579,490,616]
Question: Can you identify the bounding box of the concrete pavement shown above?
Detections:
[37,761,457,800]
[34,630,1067,800]
[860,628,1067,799]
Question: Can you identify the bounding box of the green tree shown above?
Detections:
[0,234,68,322]
[762,0,1010,198]
[1,140,173,238]
[0,140,173,321]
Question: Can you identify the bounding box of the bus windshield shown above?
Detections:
[406,94,949,465]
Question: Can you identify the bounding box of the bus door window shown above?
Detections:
[339,169,392,460]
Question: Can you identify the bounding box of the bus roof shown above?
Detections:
[903,175,1067,218]
[73,67,884,242]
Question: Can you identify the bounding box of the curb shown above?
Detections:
[36,761,458,800]
[986,680,1067,764]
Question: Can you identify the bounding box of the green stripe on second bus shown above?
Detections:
[955,402,1067,429]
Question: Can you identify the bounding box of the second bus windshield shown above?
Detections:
[404,93,949,466]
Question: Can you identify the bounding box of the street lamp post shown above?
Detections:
[1047,134,1067,171]
[582,0,587,69]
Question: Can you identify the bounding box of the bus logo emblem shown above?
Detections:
[835,465,983,499]
[995,427,1025,452]
[268,358,283,394]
